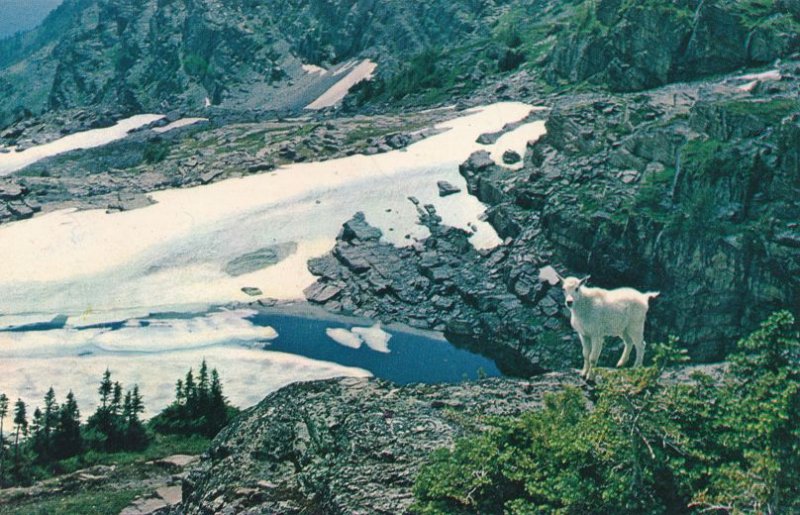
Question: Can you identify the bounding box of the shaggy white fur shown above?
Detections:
[558,274,659,380]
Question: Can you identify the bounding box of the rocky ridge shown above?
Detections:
[0,0,519,128]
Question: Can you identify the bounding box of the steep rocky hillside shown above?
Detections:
[0,0,517,127]
[307,60,800,369]
[545,0,800,91]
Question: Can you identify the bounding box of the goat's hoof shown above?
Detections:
[616,361,626,368]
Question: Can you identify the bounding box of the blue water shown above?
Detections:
[248,312,502,384]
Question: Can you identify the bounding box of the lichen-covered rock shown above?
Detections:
[178,374,580,515]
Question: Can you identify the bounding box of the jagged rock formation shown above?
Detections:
[305,210,574,374]
[178,374,580,514]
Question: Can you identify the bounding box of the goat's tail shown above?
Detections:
[644,291,660,303]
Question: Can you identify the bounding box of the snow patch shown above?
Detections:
[153,118,208,133]
[0,347,371,420]
[0,309,277,357]
[0,114,165,175]
[302,63,327,75]
[486,117,547,170]
[736,69,781,82]
[0,102,543,328]
[306,59,377,109]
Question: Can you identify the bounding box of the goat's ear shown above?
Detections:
[554,271,565,284]
[578,275,591,287]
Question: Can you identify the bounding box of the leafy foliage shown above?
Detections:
[414,311,800,514]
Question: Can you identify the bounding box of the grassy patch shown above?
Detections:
[681,137,723,172]
[53,433,211,475]
[2,487,147,515]
[720,98,800,125]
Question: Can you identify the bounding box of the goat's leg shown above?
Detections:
[617,332,634,368]
[578,333,591,377]
[629,325,646,367]
[587,337,604,380]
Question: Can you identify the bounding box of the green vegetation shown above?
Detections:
[413,311,800,514]
[732,0,800,30]
[0,360,235,488]
[150,360,239,438]
[353,49,454,102]
[182,52,210,78]
[2,486,148,515]
[719,98,800,125]
[143,138,171,164]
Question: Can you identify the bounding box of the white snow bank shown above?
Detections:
[302,64,327,75]
[0,102,544,327]
[153,117,208,133]
[0,114,165,175]
[736,69,781,82]
[486,119,547,170]
[0,309,277,357]
[306,59,377,109]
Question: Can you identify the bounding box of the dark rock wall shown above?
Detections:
[545,0,800,92]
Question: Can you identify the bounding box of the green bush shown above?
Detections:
[143,139,170,164]
[413,311,800,514]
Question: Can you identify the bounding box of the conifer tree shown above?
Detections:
[175,379,185,406]
[209,368,228,433]
[12,399,27,481]
[98,369,112,409]
[111,382,122,417]
[184,369,197,412]
[122,386,148,450]
[36,387,59,462]
[30,407,44,462]
[198,359,210,406]
[0,393,8,484]
[53,391,82,460]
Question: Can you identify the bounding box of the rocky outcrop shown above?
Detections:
[546,0,800,91]
[305,209,575,375]
[178,374,580,514]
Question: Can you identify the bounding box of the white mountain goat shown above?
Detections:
[556,274,659,380]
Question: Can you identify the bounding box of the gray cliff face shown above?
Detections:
[178,374,580,514]
[545,0,800,91]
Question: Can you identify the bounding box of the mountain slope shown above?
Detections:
[0,0,516,127]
